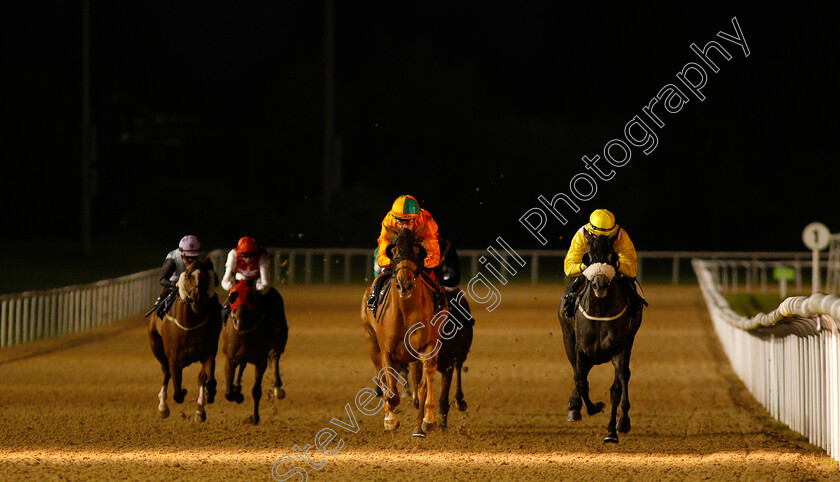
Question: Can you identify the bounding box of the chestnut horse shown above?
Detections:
[362,228,442,437]
[221,280,289,425]
[558,231,643,443]
[148,258,222,422]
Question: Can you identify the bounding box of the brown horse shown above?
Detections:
[221,280,289,425]
[148,258,222,422]
[362,228,442,437]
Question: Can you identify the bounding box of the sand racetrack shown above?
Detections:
[0,284,838,481]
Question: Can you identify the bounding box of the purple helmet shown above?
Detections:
[179,235,201,256]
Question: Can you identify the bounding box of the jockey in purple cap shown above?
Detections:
[149,235,216,317]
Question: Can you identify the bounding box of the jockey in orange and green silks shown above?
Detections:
[367,195,444,314]
[562,209,646,318]
[376,195,441,270]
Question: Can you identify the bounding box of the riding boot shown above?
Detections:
[563,276,585,318]
[367,269,392,315]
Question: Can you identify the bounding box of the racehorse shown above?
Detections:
[404,288,473,430]
[148,258,222,422]
[558,231,643,443]
[361,228,442,437]
[221,280,289,425]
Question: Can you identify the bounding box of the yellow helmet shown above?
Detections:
[390,195,421,221]
[586,209,618,236]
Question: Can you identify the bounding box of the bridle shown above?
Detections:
[390,229,423,279]
[232,311,266,334]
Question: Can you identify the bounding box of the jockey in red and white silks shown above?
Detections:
[221,236,271,295]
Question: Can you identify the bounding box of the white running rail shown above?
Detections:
[693,258,840,463]
[0,269,157,348]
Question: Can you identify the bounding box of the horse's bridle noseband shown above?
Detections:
[232,312,265,334]
[393,263,418,277]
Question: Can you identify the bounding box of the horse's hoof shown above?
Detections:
[225,392,236,402]
[174,389,187,404]
[250,414,260,425]
[440,421,448,432]
[401,388,411,399]
[384,419,400,432]
[235,393,244,404]
[604,432,619,444]
[618,417,631,433]
[587,401,605,416]
[567,410,582,422]
[274,388,286,400]
[421,421,437,433]
[413,398,419,409]
[412,427,426,438]
[159,408,170,419]
[457,400,468,412]
[194,411,206,423]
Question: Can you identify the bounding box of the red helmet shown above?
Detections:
[236,236,259,255]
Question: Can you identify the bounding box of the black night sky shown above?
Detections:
[4,2,839,254]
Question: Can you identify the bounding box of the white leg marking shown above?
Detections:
[158,385,169,413]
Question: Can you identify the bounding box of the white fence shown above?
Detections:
[240,248,819,286]
[693,258,840,463]
[0,269,157,349]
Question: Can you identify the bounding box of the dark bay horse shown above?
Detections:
[558,231,643,443]
[148,258,222,422]
[221,280,289,425]
[361,228,442,437]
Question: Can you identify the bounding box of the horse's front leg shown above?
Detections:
[205,355,217,404]
[615,344,634,434]
[157,370,171,419]
[574,352,604,416]
[251,359,267,425]
[438,364,453,430]
[455,359,468,412]
[170,359,187,404]
[195,366,208,423]
[560,317,583,421]
[233,362,246,403]
[413,353,437,437]
[224,355,244,403]
[271,351,285,399]
[604,375,621,443]
[379,353,401,432]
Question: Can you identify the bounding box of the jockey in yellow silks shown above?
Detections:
[562,209,646,318]
[367,194,444,314]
